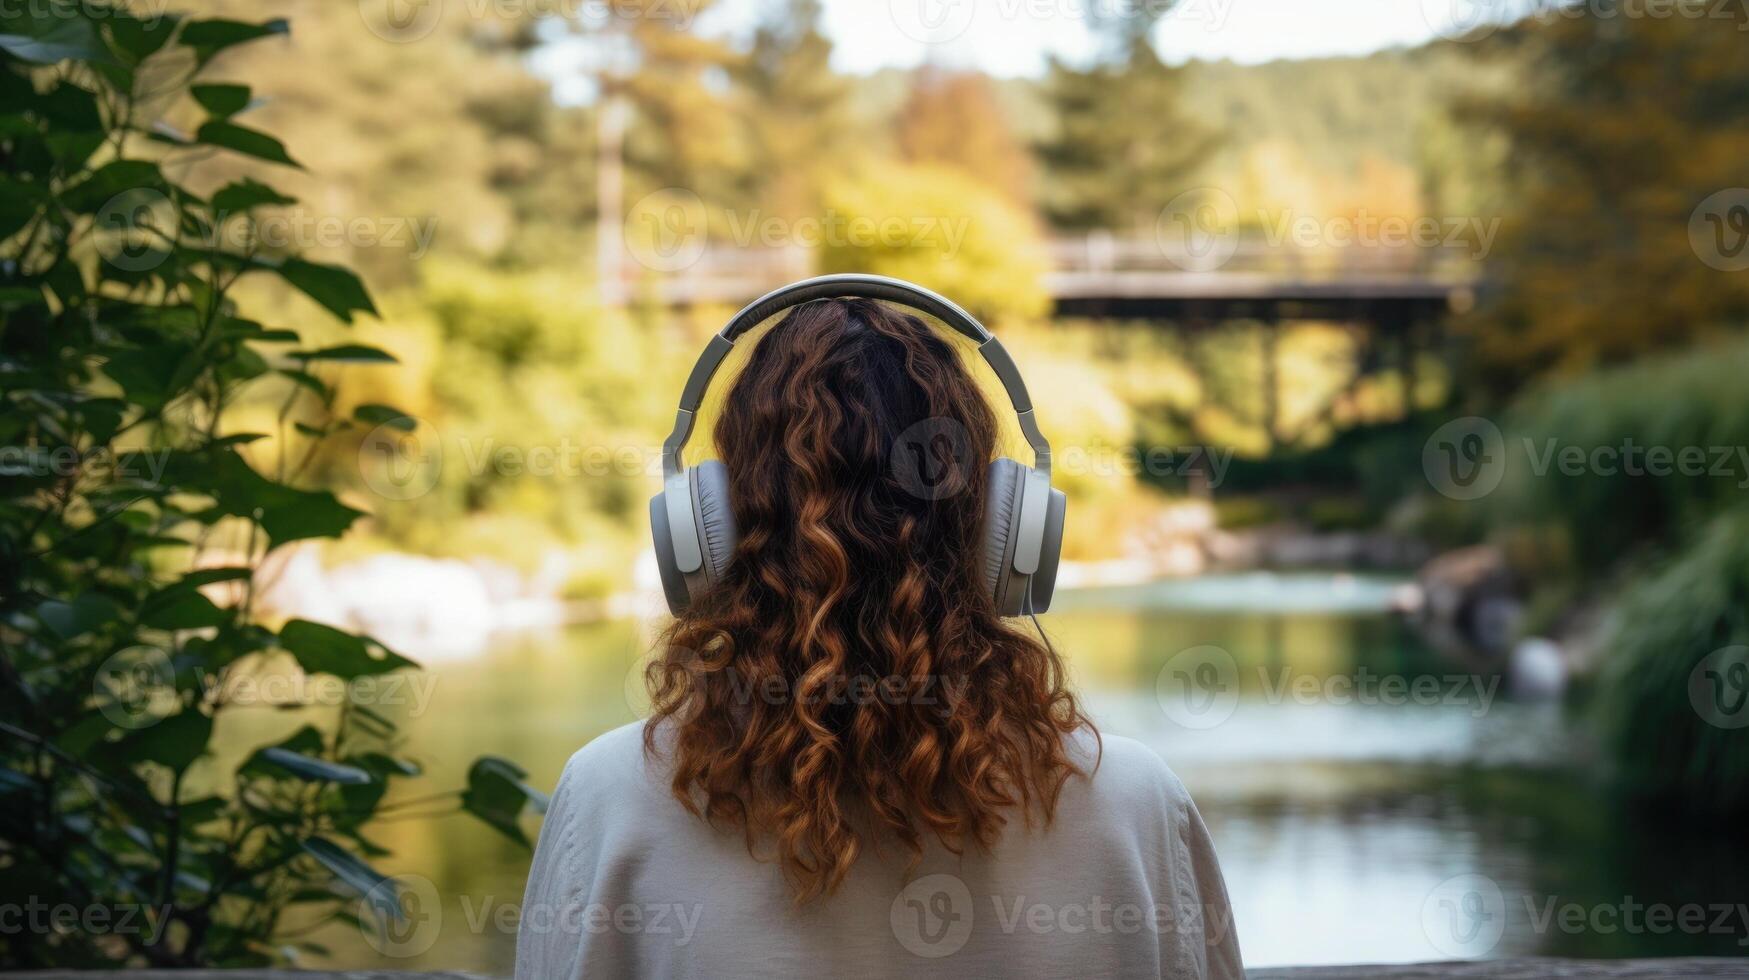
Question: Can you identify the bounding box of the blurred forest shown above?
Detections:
[8,2,1749,969]
[172,0,1749,819]
[170,0,1530,583]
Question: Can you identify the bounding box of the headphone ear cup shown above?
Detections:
[649,491,693,615]
[690,459,739,588]
[982,458,1025,614]
[1028,487,1066,614]
[648,459,738,616]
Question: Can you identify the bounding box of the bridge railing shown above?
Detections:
[648,232,1480,308]
[1047,231,1477,280]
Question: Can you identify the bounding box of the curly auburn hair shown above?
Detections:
[643,297,1094,902]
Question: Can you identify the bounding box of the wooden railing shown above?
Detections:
[652,233,1480,312]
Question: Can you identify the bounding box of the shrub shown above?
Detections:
[1591,506,1749,821]
[1502,335,1749,570]
[0,5,539,967]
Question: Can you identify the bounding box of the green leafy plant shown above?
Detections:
[1501,335,1749,570]
[0,3,541,968]
[1591,506,1749,821]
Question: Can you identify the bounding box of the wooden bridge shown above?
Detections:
[650,233,1481,329]
[640,233,1480,451]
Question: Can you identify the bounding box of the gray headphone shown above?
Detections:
[649,274,1065,618]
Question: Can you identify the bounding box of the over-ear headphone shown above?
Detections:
[649,274,1065,618]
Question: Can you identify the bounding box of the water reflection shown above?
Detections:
[311,573,1749,973]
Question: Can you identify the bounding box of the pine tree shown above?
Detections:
[1036,35,1217,232]
[732,0,853,218]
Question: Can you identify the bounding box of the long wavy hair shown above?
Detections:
[643,298,1093,901]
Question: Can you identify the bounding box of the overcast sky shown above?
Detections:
[803,0,1486,75]
[533,0,1501,102]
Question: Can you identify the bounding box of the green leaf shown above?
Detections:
[205,433,267,449]
[0,176,42,240]
[0,15,112,64]
[169,567,253,589]
[258,491,364,546]
[353,751,420,777]
[60,160,166,213]
[279,369,329,400]
[102,342,195,413]
[353,404,415,431]
[165,449,363,547]
[191,83,251,118]
[460,756,548,847]
[260,748,373,785]
[106,10,180,63]
[292,345,396,365]
[140,589,228,630]
[278,620,417,680]
[272,259,378,323]
[121,709,211,775]
[74,396,127,444]
[350,705,404,740]
[299,837,400,921]
[179,17,288,64]
[196,120,299,168]
[34,593,121,640]
[178,795,227,827]
[33,79,102,130]
[211,177,295,214]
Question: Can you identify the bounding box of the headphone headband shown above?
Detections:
[721,273,992,343]
[661,274,1051,478]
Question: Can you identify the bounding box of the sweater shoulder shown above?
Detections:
[1073,730,1192,817]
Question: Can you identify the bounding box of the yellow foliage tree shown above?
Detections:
[815,164,1051,324]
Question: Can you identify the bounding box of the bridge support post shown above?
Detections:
[1260,316,1280,452]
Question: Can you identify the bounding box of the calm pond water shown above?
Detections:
[294,572,1749,972]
